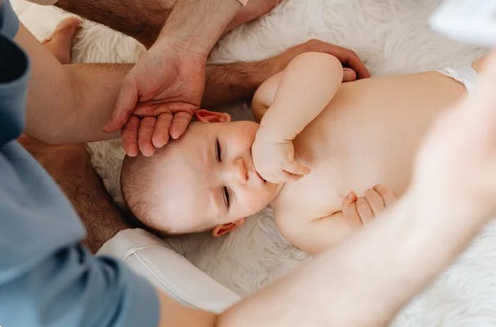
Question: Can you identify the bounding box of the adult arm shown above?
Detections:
[15,18,352,144]
[55,0,248,49]
[103,0,245,155]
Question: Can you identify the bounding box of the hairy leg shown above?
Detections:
[18,136,132,253]
[56,0,281,48]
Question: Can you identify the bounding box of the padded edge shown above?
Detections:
[97,229,241,313]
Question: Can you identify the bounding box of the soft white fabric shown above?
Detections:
[438,65,478,95]
[97,229,241,313]
[13,0,496,325]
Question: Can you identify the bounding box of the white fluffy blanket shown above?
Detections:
[14,0,496,325]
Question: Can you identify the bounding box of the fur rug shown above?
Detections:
[14,0,496,325]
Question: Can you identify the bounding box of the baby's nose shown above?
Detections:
[229,158,248,184]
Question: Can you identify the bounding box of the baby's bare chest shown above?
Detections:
[272,164,345,220]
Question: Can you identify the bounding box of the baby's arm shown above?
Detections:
[252,52,344,183]
[256,52,343,133]
[278,185,397,254]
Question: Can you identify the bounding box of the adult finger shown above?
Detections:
[152,113,173,148]
[138,116,157,157]
[342,68,357,82]
[170,111,194,140]
[332,47,370,79]
[355,197,374,224]
[372,184,397,206]
[104,75,139,133]
[301,40,370,79]
[363,188,385,216]
[121,115,140,157]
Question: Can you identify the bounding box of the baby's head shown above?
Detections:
[121,110,280,237]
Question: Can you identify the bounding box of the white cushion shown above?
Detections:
[97,229,241,313]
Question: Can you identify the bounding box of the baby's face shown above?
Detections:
[153,120,280,233]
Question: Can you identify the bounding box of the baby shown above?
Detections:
[121,52,484,254]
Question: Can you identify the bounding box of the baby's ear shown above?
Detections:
[211,218,245,237]
[195,109,231,123]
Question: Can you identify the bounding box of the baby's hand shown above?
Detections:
[342,185,397,225]
[252,128,311,184]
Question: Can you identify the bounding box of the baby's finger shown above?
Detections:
[170,111,194,140]
[283,161,311,177]
[355,197,374,224]
[372,184,397,206]
[363,188,385,216]
[341,192,361,225]
[138,116,157,157]
[121,115,140,157]
[282,170,304,183]
[152,113,173,148]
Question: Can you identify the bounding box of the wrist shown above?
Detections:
[255,124,292,145]
[157,0,242,56]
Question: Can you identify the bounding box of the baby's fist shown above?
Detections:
[252,129,310,184]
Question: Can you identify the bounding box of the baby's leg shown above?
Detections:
[42,17,82,64]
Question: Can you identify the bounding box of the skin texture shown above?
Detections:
[54,0,369,157]
[12,8,496,327]
[126,52,474,254]
[56,0,282,49]
[157,50,496,327]
[103,0,245,152]
[121,111,281,235]
[18,15,369,252]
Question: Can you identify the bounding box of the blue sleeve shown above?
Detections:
[1,244,160,327]
[0,145,161,327]
[0,1,161,325]
[0,0,19,39]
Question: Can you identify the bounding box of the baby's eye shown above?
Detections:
[223,186,231,209]
[216,139,222,162]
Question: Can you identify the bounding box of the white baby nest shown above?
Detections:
[13,0,496,325]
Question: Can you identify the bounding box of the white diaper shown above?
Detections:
[437,64,478,95]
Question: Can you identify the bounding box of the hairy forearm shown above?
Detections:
[203,61,265,108]
[56,0,174,48]
[218,191,489,327]
[260,53,343,141]
[20,140,132,254]
[158,0,242,56]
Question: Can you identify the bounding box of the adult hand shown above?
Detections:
[104,41,206,157]
[264,39,370,82]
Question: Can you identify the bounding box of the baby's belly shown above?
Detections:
[279,159,409,217]
[286,72,466,214]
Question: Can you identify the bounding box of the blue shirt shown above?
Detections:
[0,1,159,326]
